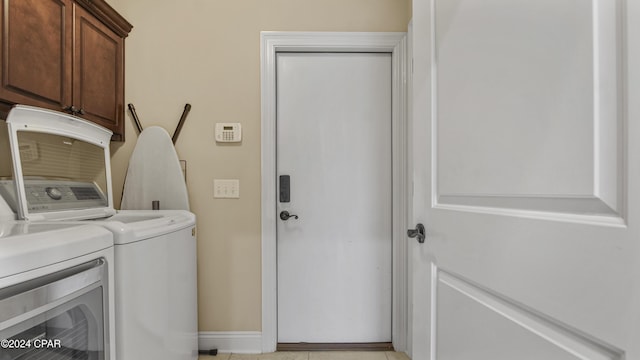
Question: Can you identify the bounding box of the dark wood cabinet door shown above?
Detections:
[0,0,72,111]
[73,3,124,140]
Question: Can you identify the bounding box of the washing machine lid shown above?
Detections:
[0,223,113,278]
[4,105,116,221]
[100,210,196,244]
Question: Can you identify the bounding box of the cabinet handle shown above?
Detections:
[62,106,85,116]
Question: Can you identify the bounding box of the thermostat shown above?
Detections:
[215,123,242,143]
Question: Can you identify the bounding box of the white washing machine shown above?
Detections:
[0,220,116,360]
[88,211,197,360]
[1,105,198,360]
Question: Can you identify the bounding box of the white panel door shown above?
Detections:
[411,0,640,359]
[277,52,392,343]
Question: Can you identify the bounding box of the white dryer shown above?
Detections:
[1,105,198,360]
[0,221,116,360]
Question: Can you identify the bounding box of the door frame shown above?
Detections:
[260,31,408,353]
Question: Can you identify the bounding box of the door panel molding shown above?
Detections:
[260,32,408,353]
[431,267,623,360]
[435,195,625,227]
[431,0,627,227]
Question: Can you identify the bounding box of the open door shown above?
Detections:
[411,0,640,359]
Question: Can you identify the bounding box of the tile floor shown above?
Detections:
[199,351,410,360]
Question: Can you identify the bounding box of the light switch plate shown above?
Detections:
[214,179,240,198]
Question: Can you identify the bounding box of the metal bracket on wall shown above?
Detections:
[127,103,192,144]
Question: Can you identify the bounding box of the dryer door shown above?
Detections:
[0,259,109,360]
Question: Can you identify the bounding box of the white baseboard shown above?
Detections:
[198,331,263,354]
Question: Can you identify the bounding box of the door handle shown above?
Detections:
[407,223,426,243]
[280,211,299,221]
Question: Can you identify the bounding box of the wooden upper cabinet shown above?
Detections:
[0,0,73,110]
[0,0,132,141]
[73,4,124,139]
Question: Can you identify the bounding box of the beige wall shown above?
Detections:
[107,0,410,332]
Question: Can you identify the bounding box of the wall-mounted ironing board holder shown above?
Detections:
[127,103,191,144]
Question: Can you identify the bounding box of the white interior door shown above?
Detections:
[276,52,392,343]
[411,0,640,359]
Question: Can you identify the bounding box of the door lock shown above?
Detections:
[407,223,426,243]
[280,211,299,221]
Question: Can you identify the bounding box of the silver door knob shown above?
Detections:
[407,223,426,243]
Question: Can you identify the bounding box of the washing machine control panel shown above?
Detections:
[0,180,107,213]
